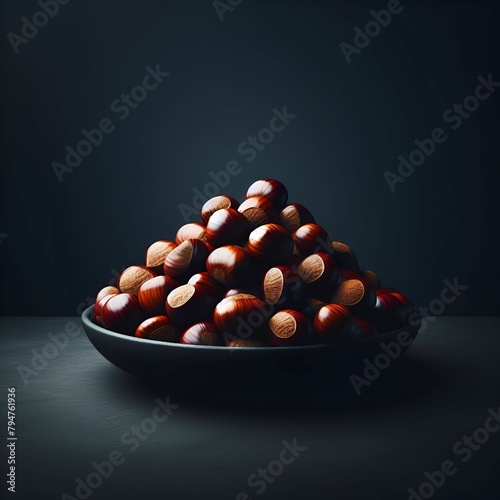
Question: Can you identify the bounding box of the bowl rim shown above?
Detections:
[81,305,420,352]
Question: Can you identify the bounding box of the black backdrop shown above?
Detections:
[1,0,499,316]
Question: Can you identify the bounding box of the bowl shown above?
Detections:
[81,306,422,379]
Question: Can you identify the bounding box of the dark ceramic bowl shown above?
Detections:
[81,306,421,379]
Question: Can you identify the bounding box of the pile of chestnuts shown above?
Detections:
[93,179,415,347]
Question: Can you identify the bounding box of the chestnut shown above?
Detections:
[292,223,333,257]
[205,208,250,247]
[163,239,210,281]
[246,179,288,210]
[366,291,408,332]
[330,278,376,315]
[138,275,179,316]
[238,196,278,228]
[101,293,145,335]
[145,240,177,274]
[247,223,294,263]
[313,304,352,342]
[118,266,157,295]
[175,223,206,244]
[332,241,360,271]
[279,203,315,233]
[201,195,239,223]
[135,315,181,342]
[298,252,338,298]
[165,284,215,326]
[96,286,120,304]
[187,271,225,299]
[180,321,224,346]
[94,293,118,325]
[263,265,303,309]
[268,309,311,346]
[213,295,269,339]
[378,288,414,318]
[206,245,253,287]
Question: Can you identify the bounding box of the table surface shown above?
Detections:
[1,316,499,500]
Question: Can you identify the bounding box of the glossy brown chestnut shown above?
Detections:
[206,245,253,287]
[201,195,239,223]
[180,321,224,346]
[138,275,179,316]
[118,266,157,295]
[165,284,215,325]
[205,208,250,247]
[245,179,288,210]
[238,196,278,228]
[94,293,118,325]
[378,288,414,318]
[175,223,206,244]
[101,293,145,335]
[96,286,120,304]
[292,223,333,257]
[135,315,181,342]
[247,223,294,263]
[313,304,353,342]
[268,309,311,346]
[298,252,338,298]
[330,278,376,315]
[279,203,315,233]
[145,240,177,274]
[332,241,360,271]
[366,291,408,333]
[263,265,303,309]
[163,239,210,281]
[187,271,225,299]
[213,295,269,338]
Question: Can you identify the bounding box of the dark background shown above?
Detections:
[1,0,499,316]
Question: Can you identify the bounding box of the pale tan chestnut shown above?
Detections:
[175,223,206,245]
[118,266,157,295]
[145,240,177,274]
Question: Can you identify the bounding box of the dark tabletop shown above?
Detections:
[1,316,499,500]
